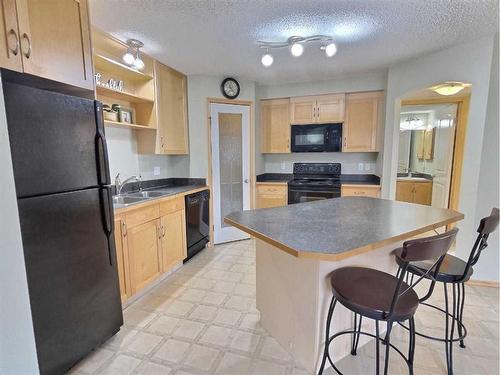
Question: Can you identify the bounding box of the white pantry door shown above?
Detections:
[210,103,251,244]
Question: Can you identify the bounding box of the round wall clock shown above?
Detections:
[221,77,240,99]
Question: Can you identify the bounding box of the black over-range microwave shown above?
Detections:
[290,123,342,152]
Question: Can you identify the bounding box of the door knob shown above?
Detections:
[244,179,249,183]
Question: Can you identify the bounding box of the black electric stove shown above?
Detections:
[288,163,341,204]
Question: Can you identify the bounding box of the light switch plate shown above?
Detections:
[281,162,286,171]
[365,163,371,171]
[358,163,364,171]
[153,166,161,176]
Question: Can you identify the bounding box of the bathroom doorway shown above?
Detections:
[395,93,470,212]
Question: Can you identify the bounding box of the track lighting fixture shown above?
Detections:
[258,35,337,66]
[122,39,145,70]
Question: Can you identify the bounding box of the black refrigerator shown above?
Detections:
[2,71,123,375]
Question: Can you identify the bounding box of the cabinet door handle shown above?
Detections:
[157,225,162,239]
[162,225,166,238]
[122,222,127,237]
[313,107,316,119]
[21,33,31,59]
[7,29,19,56]
[343,137,347,148]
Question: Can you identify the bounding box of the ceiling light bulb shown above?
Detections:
[122,51,135,65]
[133,56,145,70]
[290,43,304,57]
[261,53,274,67]
[325,43,337,57]
[433,84,465,96]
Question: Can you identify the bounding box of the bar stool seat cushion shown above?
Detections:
[394,250,473,283]
[330,267,419,322]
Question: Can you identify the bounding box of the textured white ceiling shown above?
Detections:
[89,0,499,84]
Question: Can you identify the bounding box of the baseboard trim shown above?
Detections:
[467,279,500,288]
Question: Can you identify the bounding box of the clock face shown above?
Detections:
[221,78,240,99]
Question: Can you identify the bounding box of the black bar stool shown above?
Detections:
[394,208,499,375]
[318,228,459,375]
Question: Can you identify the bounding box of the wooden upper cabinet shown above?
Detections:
[261,98,291,153]
[290,96,316,124]
[156,62,189,154]
[0,0,23,72]
[315,94,345,123]
[343,91,383,152]
[290,94,345,124]
[415,129,435,160]
[13,0,93,89]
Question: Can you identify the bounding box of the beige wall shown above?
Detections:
[187,75,256,178]
[382,35,497,280]
[0,74,39,374]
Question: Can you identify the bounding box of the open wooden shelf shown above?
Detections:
[94,52,154,82]
[96,86,154,104]
[104,120,156,131]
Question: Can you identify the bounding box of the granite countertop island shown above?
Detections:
[224,197,463,372]
[225,197,462,260]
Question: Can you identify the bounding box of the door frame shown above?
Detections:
[206,98,255,246]
[400,95,470,216]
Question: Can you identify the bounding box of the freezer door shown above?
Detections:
[17,188,122,375]
[3,80,110,197]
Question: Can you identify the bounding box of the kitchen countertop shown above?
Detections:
[113,179,208,213]
[225,197,463,260]
[256,173,381,185]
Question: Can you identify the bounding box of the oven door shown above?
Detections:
[288,187,340,204]
[291,124,328,152]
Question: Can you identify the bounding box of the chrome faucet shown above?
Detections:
[115,173,142,196]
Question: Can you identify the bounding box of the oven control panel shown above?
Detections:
[293,163,341,175]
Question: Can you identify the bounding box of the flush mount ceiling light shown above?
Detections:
[430,82,471,96]
[258,35,337,67]
[122,39,145,70]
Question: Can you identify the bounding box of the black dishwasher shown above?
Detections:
[185,189,210,261]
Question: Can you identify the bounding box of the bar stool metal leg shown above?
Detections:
[318,296,337,375]
[383,321,394,375]
[375,320,380,375]
[351,313,363,355]
[457,282,466,348]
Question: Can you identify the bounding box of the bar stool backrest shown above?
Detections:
[399,228,459,262]
[461,208,499,281]
[387,228,459,320]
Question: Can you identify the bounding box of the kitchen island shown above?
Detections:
[225,197,463,372]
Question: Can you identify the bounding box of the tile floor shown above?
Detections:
[70,239,499,375]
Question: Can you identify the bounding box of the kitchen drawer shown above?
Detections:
[256,183,288,196]
[126,204,160,228]
[159,196,185,215]
[341,184,381,198]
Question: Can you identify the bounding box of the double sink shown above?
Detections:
[112,189,176,207]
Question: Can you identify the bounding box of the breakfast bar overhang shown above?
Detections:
[225,197,463,373]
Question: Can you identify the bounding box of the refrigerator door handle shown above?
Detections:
[95,101,111,186]
[99,187,114,265]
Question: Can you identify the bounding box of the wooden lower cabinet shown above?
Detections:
[256,183,288,208]
[396,180,433,205]
[127,218,162,294]
[113,195,190,303]
[341,184,381,198]
[161,207,187,272]
[113,217,131,302]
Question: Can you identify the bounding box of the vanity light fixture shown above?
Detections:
[431,82,470,96]
[258,35,337,66]
[122,39,145,70]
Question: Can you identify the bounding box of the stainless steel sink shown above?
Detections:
[112,196,147,205]
[128,191,166,198]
